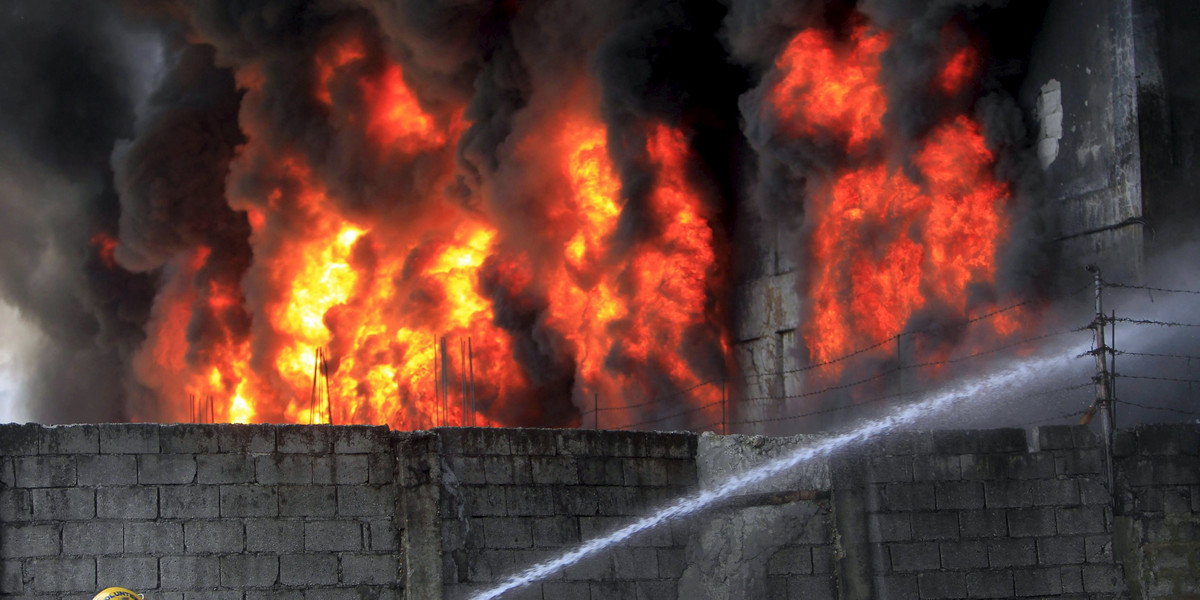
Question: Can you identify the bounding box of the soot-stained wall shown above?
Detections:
[1,423,1197,599]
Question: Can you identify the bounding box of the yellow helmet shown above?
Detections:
[93,588,143,600]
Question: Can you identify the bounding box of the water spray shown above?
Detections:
[469,338,1092,600]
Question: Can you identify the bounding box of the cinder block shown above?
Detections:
[987,538,1036,568]
[889,541,940,572]
[461,487,505,517]
[337,485,391,517]
[138,454,196,485]
[30,488,94,520]
[481,518,532,549]
[197,454,255,484]
[0,489,31,521]
[868,512,912,543]
[611,546,659,579]
[1081,564,1125,593]
[812,546,835,574]
[100,424,160,454]
[1006,507,1057,538]
[1059,564,1084,593]
[879,483,936,511]
[666,459,698,487]
[278,554,338,586]
[217,424,275,452]
[185,520,244,553]
[278,485,336,517]
[913,455,962,481]
[867,456,912,483]
[965,570,1013,598]
[481,456,518,485]
[25,557,95,592]
[160,425,220,453]
[368,452,395,484]
[911,511,958,540]
[788,575,837,599]
[304,520,362,552]
[15,456,76,487]
[341,553,397,585]
[0,457,11,488]
[40,425,99,454]
[78,455,137,486]
[160,555,220,590]
[1034,426,1077,451]
[332,426,390,453]
[1055,506,1107,535]
[1136,424,1200,455]
[313,454,368,485]
[541,581,590,600]
[529,516,577,548]
[553,486,599,516]
[935,481,985,510]
[245,519,303,553]
[635,580,676,600]
[1012,567,1061,596]
[97,556,158,590]
[767,545,813,575]
[530,456,579,485]
[621,458,669,487]
[0,559,21,594]
[161,485,220,518]
[590,580,638,600]
[874,574,918,598]
[367,519,398,551]
[0,424,39,455]
[504,486,553,517]
[983,480,1031,508]
[445,455,487,485]
[918,571,966,599]
[220,554,278,587]
[961,454,1005,481]
[1154,456,1200,485]
[595,486,636,515]
[1077,478,1110,506]
[1036,536,1085,565]
[1084,535,1113,563]
[255,454,312,485]
[1,523,60,558]
[657,547,686,578]
[97,486,157,520]
[940,540,988,570]
[510,456,533,485]
[576,457,622,486]
[220,485,277,517]
[1056,449,1103,476]
[63,521,123,556]
[276,425,331,454]
[1005,454,1056,480]
[124,521,183,554]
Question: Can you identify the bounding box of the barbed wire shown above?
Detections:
[1114,350,1200,362]
[1117,398,1200,417]
[1115,373,1200,385]
[1105,282,1200,296]
[1020,409,1089,427]
[617,399,724,430]
[1111,317,1200,328]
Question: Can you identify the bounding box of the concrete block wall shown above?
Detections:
[845,426,1127,599]
[436,428,696,600]
[0,424,403,600]
[1113,424,1200,598]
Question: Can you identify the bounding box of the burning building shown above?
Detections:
[0,0,1196,428]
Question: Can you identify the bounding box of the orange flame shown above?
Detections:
[773,23,1015,372]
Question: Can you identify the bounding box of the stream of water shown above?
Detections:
[469,339,1092,600]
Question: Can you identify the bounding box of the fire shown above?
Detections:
[772,22,1015,371]
[770,25,888,150]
